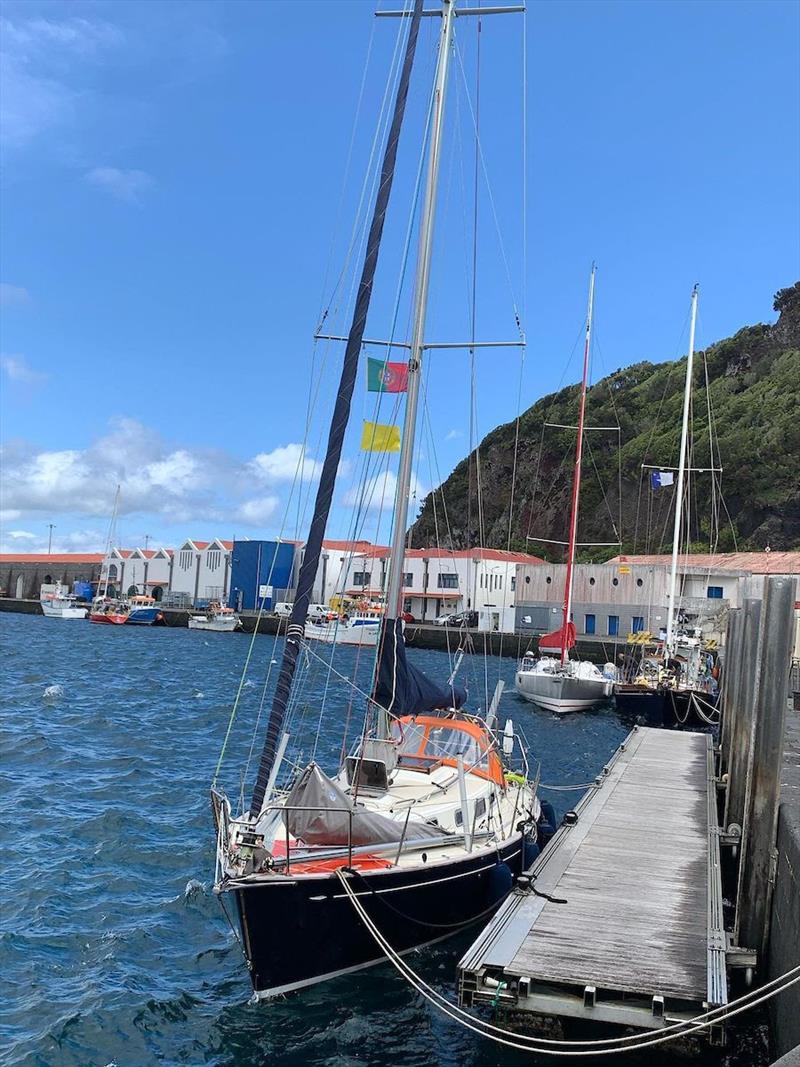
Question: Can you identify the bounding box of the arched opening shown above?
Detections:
[44,574,53,584]
[108,564,118,580]
[127,585,138,597]
[151,586,163,602]
[15,575,24,598]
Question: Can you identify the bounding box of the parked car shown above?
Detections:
[433,613,455,626]
[450,610,478,628]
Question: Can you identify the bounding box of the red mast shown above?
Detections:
[560,265,596,665]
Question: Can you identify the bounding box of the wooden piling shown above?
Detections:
[724,598,763,833]
[720,607,743,770]
[734,576,797,959]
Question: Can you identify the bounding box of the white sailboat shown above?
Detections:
[303,613,381,645]
[516,266,612,713]
[188,601,241,632]
[211,0,547,999]
[614,286,719,722]
[40,582,88,619]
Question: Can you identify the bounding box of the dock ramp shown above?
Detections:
[459,726,728,1036]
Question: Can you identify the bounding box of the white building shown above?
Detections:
[169,538,233,603]
[102,547,172,599]
[336,546,543,631]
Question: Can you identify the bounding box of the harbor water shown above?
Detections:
[0,613,770,1066]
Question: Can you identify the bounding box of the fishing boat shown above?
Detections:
[515,267,613,714]
[304,613,381,645]
[126,594,161,625]
[188,601,241,632]
[40,583,88,620]
[613,287,720,725]
[89,600,129,625]
[212,0,548,998]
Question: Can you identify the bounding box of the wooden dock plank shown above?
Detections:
[462,726,717,1005]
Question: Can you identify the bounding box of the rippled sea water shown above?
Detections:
[1,613,770,1067]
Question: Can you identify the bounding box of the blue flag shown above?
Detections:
[651,470,675,489]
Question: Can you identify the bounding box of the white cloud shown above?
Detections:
[234,496,280,525]
[249,443,323,483]
[444,428,463,441]
[343,470,426,511]
[0,15,122,149]
[1,354,48,385]
[85,166,154,204]
[0,283,30,307]
[5,529,37,541]
[0,417,322,531]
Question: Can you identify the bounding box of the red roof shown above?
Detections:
[354,546,543,563]
[322,539,381,553]
[610,552,800,575]
[0,553,104,564]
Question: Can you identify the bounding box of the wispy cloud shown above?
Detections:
[0,14,123,149]
[343,470,426,511]
[0,417,323,530]
[1,354,48,386]
[85,166,154,204]
[0,283,31,307]
[444,429,463,441]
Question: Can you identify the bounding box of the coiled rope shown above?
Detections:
[335,869,800,1056]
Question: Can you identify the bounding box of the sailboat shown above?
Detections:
[212,0,546,999]
[515,267,613,714]
[614,286,719,723]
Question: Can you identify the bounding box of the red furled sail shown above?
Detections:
[538,622,576,651]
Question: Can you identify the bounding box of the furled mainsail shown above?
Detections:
[373,618,466,718]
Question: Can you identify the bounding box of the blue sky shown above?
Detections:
[1,0,798,555]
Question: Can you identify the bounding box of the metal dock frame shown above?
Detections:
[458,726,729,1042]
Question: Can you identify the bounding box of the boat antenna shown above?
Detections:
[249,0,425,818]
[665,283,699,656]
[560,264,595,665]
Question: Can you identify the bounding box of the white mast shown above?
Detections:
[384,0,456,619]
[665,284,699,655]
[98,484,121,600]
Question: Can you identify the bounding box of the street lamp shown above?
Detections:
[47,524,55,555]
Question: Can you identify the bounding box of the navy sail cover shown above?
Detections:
[373,618,466,717]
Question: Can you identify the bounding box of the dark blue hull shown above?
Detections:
[230,835,530,997]
[615,685,717,727]
[126,607,160,625]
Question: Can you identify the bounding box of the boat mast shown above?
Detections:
[665,284,699,656]
[560,265,595,666]
[384,0,456,623]
[248,0,424,818]
[99,485,120,600]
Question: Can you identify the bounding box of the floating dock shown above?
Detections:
[459,726,728,1038]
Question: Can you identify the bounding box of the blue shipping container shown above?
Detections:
[228,540,296,611]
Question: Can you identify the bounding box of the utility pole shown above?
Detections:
[144,534,151,552]
[47,524,55,555]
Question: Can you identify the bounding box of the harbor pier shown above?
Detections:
[458,574,799,1055]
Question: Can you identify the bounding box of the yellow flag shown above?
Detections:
[360,420,401,453]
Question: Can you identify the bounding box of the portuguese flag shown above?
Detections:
[366,356,408,393]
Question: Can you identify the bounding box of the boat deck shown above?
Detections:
[458,726,728,1037]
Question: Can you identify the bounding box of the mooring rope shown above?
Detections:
[335,869,800,1056]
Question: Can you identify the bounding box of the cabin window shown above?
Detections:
[608,615,619,636]
[474,798,486,819]
[437,573,458,589]
[631,616,645,633]
[707,585,724,599]
[391,721,426,755]
[352,571,371,587]
[454,809,463,826]
[423,726,485,769]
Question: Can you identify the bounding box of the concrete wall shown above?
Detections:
[769,708,800,1057]
[0,560,102,600]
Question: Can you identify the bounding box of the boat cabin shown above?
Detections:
[390,714,504,786]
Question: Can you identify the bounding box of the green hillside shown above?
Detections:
[410,283,800,556]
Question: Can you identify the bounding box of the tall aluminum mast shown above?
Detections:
[560,265,596,665]
[384,0,457,620]
[665,284,699,655]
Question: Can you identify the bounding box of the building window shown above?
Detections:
[108,564,118,580]
[511,576,516,591]
[403,573,413,588]
[589,577,596,585]
[546,576,552,585]
[612,577,619,586]
[207,550,221,571]
[352,571,371,587]
[180,550,193,570]
[585,613,596,635]
[437,573,458,589]
[707,585,724,599]
[636,577,644,587]
[525,575,531,584]
[631,616,645,633]
[608,615,619,637]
